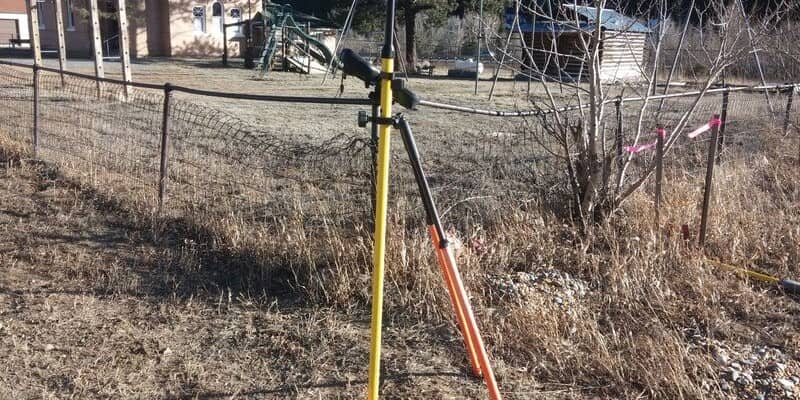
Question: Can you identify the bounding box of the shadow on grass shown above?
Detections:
[131,57,246,70]
[0,149,318,306]
[167,371,468,400]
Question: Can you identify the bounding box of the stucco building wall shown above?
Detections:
[0,0,29,46]
[30,0,336,61]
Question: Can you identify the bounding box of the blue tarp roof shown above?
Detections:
[565,5,651,33]
[504,4,651,34]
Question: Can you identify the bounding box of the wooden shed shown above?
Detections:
[505,3,650,82]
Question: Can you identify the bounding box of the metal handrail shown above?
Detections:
[103,34,119,57]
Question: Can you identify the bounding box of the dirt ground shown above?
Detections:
[2,57,799,400]
[0,151,527,398]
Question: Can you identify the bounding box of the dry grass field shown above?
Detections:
[0,59,799,399]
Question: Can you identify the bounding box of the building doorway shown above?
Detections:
[100,0,120,57]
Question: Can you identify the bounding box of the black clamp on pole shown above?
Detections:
[379,71,395,81]
[358,111,399,128]
[341,47,420,111]
[357,111,452,249]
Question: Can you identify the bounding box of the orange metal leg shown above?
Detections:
[439,239,502,400]
[429,225,482,376]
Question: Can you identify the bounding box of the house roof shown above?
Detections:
[504,4,650,34]
[564,5,651,33]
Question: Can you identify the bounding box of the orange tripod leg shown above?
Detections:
[429,225,482,376]
[398,117,502,400]
[439,241,502,400]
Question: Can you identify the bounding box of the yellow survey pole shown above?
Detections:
[367,1,395,399]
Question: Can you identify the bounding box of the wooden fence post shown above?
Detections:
[117,0,132,99]
[53,0,67,86]
[717,90,729,164]
[88,0,104,97]
[654,126,665,228]
[158,83,173,211]
[784,85,794,135]
[698,115,721,247]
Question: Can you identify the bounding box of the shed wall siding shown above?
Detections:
[599,31,646,81]
[515,30,647,82]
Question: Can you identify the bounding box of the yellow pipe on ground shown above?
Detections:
[706,259,779,284]
[367,57,394,400]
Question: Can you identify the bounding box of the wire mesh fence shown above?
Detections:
[0,65,33,148]
[0,60,797,306]
[36,68,163,205]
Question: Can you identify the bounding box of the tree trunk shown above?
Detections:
[580,8,607,221]
[405,10,417,68]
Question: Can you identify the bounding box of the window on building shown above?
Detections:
[230,8,242,33]
[211,2,224,33]
[193,6,206,33]
[66,0,75,30]
[36,1,45,29]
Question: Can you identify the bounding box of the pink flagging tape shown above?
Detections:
[687,117,722,139]
[625,142,656,154]
[624,128,666,154]
[687,123,711,138]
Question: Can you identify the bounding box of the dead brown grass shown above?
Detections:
[0,62,799,399]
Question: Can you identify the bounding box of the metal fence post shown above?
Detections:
[32,63,39,158]
[717,90,729,164]
[615,97,624,170]
[654,126,664,228]
[222,26,228,66]
[784,85,794,135]
[281,25,287,71]
[699,115,721,247]
[158,83,173,211]
[306,22,311,74]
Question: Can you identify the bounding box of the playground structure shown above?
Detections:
[250,3,339,75]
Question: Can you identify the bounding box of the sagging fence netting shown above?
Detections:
[0,62,797,310]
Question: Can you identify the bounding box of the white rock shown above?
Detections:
[777,379,794,391]
[740,372,752,384]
